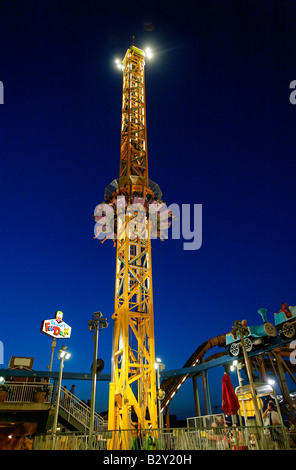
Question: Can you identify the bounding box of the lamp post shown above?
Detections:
[48,338,56,372]
[230,360,244,387]
[88,311,108,450]
[52,346,71,439]
[230,360,245,426]
[155,358,165,430]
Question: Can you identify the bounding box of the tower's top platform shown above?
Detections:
[122,45,145,66]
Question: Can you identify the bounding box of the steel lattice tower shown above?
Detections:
[100,45,167,448]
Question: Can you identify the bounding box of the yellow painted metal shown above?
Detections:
[119,46,148,182]
[237,393,264,417]
[108,46,158,449]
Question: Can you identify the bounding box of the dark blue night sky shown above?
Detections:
[1,0,296,418]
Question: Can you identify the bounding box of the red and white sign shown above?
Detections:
[40,311,71,339]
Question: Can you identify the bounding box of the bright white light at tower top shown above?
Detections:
[145,47,153,59]
[114,47,153,72]
[114,58,123,70]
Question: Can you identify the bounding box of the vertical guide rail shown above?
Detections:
[108,46,158,449]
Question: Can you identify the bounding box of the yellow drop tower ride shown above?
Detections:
[103,45,165,448]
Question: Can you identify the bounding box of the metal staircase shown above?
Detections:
[57,386,106,433]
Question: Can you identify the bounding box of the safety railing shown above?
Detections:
[2,382,53,403]
[184,424,289,450]
[1,382,105,434]
[34,432,107,450]
[33,424,292,450]
[58,385,105,433]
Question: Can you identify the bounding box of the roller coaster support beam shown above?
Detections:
[277,355,296,387]
[267,353,282,395]
[273,352,296,425]
[201,370,212,415]
[192,375,201,417]
[237,325,263,428]
[165,406,170,429]
[259,356,268,382]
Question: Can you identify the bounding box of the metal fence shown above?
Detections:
[33,432,107,451]
[33,424,293,450]
[4,382,53,403]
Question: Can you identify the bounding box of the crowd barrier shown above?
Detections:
[33,424,295,450]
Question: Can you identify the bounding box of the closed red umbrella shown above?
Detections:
[222,372,240,415]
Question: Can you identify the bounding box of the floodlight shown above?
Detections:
[100,318,109,329]
[115,58,123,70]
[88,322,95,331]
[145,48,153,59]
[94,311,103,319]
[58,345,70,361]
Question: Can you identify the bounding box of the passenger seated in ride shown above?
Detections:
[279,302,292,318]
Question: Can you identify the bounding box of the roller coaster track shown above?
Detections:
[160,334,227,412]
[160,333,296,413]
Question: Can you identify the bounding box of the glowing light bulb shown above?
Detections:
[145,48,153,59]
[115,58,123,70]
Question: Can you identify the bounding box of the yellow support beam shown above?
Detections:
[107,46,158,449]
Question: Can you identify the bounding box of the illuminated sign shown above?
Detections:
[40,311,71,339]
